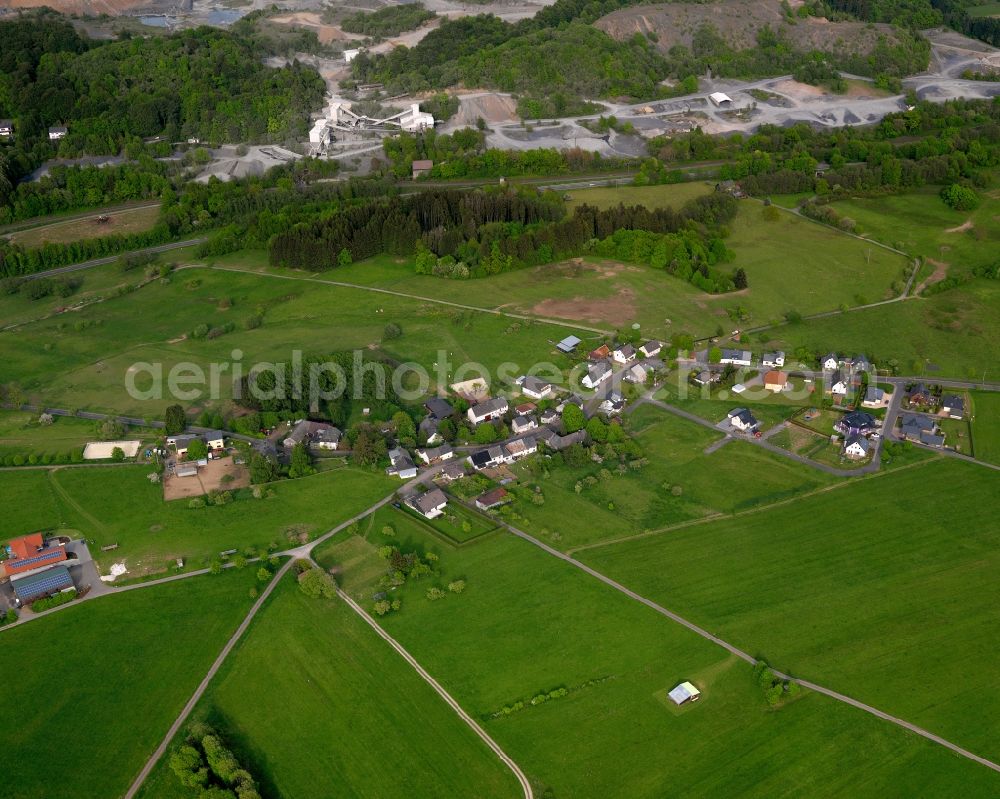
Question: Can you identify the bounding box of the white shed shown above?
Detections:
[668,681,701,705]
[709,92,733,107]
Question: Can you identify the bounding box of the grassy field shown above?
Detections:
[403,499,499,543]
[581,457,1000,763]
[967,1,1000,15]
[765,279,1000,379]
[830,188,1000,278]
[0,569,257,799]
[0,465,396,576]
[491,404,837,552]
[137,573,522,799]
[0,264,579,416]
[0,410,106,459]
[303,514,998,796]
[564,180,712,211]
[971,390,1000,464]
[7,204,162,248]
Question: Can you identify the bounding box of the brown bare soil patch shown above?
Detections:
[915,258,949,295]
[597,0,903,58]
[163,455,250,501]
[269,12,358,44]
[448,93,519,127]
[531,288,636,324]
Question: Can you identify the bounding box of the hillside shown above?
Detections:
[597,0,906,59]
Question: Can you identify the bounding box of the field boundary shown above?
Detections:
[336,587,535,799]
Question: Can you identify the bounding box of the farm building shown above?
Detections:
[557,335,582,353]
[11,565,74,605]
[175,463,199,478]
[709,92,733,107]
[83,440,142,460]
[668,681,701,705]
[2,533,68,578]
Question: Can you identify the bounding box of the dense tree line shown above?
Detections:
[0,11,325,193]
[341,3,436,36]
[0,225,171,277]
[269,188,565,269]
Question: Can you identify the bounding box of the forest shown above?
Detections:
[267,187,742,293]
[0,11,325,195]
[340,3,436,37]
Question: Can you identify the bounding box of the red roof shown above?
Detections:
[9,533,43,560]
[3,534,67,576]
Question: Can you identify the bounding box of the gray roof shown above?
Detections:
[470,397,507,418]
[732,409,757,427]
[522,375,552,393]
[424,397,454,419]
[557,335,582,352]
[865,386,884,401]
[838,410,877,431]
[441,460,467,479]
[845,435,870,453]
[900,413,935,433]
[615,343,636,357]
[942,394,964,410]
[49,125,67,134]
[588,360,611,379]
[411,488,447,514]
[919,431,945,447]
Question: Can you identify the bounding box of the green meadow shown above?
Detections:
[581,458,1000,763]
[0,465,396,576]
[305,517,997,797]
[137,574,522,799]
[500,404,836,552]
[0,410,107,460]
[970,390,1000,464]
[0,569,257,799]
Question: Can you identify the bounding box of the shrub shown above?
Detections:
[426,586,446,601]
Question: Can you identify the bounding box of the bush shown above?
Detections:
[383,322,402,340]
[426,586,446,601]
[940,183,979,211]
[447,579,466,593]
[298,567,337,598]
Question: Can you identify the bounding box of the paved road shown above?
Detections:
[337,588,534,799]
[494,515,1000,776]
[21,238,206,281]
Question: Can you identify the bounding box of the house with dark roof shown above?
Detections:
[906,383,934,407]
[720,349,752,367]
[612,343,637,364]
[407,488,448,519]
[284,420,339,449]
[639,340,662,358]
[862,386,888,408]
[504,436,537,461]
[820,353,839,371]
[919,430,946,448]
[11,564,74,605]
[419,417,443,445]
[899,412,936,440]
[511,415,537,435]
[540,408,560,426]
[438,460,467,482]
[387,448,418,479]
[942,394,965,420]
[761,351,785,368]
[475,487,510,511]
[834,411,878,437]
[728,408,758,432]
[844,435,871,460]
[424,397,454,420]
[556,394,584,412]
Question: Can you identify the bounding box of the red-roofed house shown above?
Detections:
[2,533,67,577]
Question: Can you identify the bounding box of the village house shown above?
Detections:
[639,340,662,359]
[283,420,340,450]
[536,428,587,451]
[540,408,560,426]
[906,383,934,407]
[511,415,538,435]
[469,444,509,471]
[419,417,443,445]
[170,434,201,458]
[515,402,537,417]
[407,488,448,519]
[942,394,965,419]
[520,375,554,400]
[830,372,851,397]
[720,349,752,367]
[475,487,510,511]
[0,120,13,138]
[416,444,454,465]
[899,412,936,441]
[48,125,67,140]
[763,371,788,393]
[467,397,509,425]
[850,354,872,373]
[588,344,611,360]
[691,369,722,386]
[556,394,584,412]
[582,360,612,389]
[835,410,879,437]
[844,435,871,460]
[862,386,888,408]
[761,351,785,368]
[203,431,227,451]
[624,363,649,384]
[504,435,537,461]
[728,408,759,432]
[920,429,946,448]
[424,397,454,420]
[437,460,467,483]
[821,353,840,371]
[612,344,637,365]
[387,447,418,479]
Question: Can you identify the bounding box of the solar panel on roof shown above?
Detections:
[11,566,73,600]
